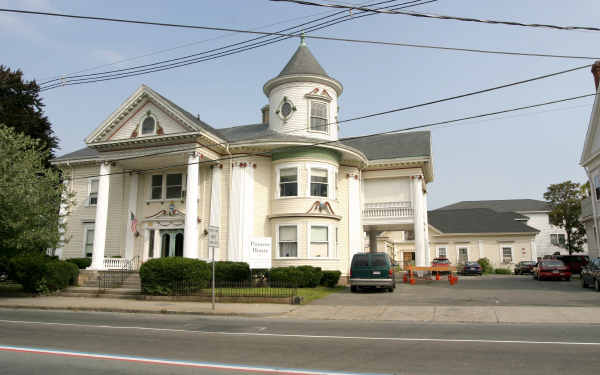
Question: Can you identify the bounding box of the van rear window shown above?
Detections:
[371,254,388,266]
[352,255,369,267]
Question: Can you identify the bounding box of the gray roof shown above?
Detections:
[153,90,219,134]
[53,147,99,162]
[278,44,329,78]
[581,196,593,219]
[214,123,317,143]
[428,208,539,234]
[340,131,431,160]
[438,199,550,213]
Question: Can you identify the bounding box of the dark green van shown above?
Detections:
[349,252,395,292]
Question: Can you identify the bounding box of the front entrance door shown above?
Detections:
[160,229,184,257]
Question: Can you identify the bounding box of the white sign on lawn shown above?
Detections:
[245,237,272,269]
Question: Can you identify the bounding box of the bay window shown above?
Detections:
[278,225,298,257]
[310,168,328,197]
[279,168,298,197]
[310,225,329,258]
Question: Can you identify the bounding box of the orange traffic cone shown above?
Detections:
[409,277,416,285]
[435,272,440,281]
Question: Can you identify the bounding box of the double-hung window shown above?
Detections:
[310,225,329,258]
[310,168,328,197]
[458,247,468,263]
[166,174,183,199]
[550,233,566,246]
[151,175,163,200]
[310,101,328,132]
[438,247,447,258]
[595,175,600,200]
[279,168,298,197]
[502,247,513,264]
[88,178,99,206]
[279,226,298,257]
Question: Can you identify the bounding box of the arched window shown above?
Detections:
[141,116,156,135]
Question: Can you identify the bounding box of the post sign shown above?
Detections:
[246,237,272,269]
[208,225,219,248]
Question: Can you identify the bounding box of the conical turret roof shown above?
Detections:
[277,42,330,78]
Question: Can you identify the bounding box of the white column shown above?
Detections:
[413,176,426,267]
[154,229,161,258]
[125,173,138,260]
[348,171,362,261]
[478,240,484,260]
[227,161,254,261]
[90,162,111,270]
[423,189,431,265]
[208,165,222,261]
[55,179,70,259]
[184,152,200,259]
[530,238,538,261]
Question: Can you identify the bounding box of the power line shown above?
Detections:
[57,61,591,166]
[64,91,597,182]
[273,0,600,32]
[37,1,437,89]
[38,0,408,83]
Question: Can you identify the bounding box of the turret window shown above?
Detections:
[310,101,328,132]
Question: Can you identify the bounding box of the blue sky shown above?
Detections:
[2,0,599,208]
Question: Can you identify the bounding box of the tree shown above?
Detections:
[0,124,70,258]
[543,181,587,254]
[0,66,58,161]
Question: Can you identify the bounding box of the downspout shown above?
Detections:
[585,168,600,253]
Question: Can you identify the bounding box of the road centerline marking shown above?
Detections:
[0,318,599,346]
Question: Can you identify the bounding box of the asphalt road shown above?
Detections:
[315,275,600,306]
[0,308,599,374]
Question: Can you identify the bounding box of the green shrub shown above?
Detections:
[139,257,210,295]
[268,266,323,288]
[320,270,341,288]
[66,257,92,269]
[0,256,9,276]
[8,255,78,293]
[477,258,494,274]
[494,268,511,275]
[210,261,250,282]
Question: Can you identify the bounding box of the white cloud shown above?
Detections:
[91,49,126,64]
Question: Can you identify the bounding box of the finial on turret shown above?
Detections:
[300,33,306,46]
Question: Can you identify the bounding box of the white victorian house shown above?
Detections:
[52,40,434,278]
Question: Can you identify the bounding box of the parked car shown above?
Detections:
[457,261,482,276]
[349,252,395,293]
[581,258,600,291]
[534,260,571,281]
[553,255,589,275]
[514,261,537,275]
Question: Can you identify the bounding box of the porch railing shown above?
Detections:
[103,256,140,271]
[363,201,414,218]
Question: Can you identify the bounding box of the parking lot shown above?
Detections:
[314,275,600,307]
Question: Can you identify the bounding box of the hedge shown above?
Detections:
[8,255,79,293]
[210,261,250,282]
[268,266,323,288]
[139,257,210,295]
[66,257,92,269]
[320,270,341,288]
[494,268,512,275]
[476,258,494,274]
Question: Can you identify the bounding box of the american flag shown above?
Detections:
[130,211,137,234]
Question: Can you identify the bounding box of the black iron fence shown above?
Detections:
[142,280,297,299]
[98,270,128,289]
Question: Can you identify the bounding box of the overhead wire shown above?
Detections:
[63,91,597,182]
[37,0,433,89]
[54,61,592,167]
[272,0,600,32]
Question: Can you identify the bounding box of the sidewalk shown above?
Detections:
[2,296,600,324]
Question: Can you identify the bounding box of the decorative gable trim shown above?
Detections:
[85,85,225,146]
[304,87,333,102]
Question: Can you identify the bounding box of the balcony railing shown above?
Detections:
[362,201,414,218]
[103,256,140,270]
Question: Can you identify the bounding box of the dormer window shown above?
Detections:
[141,116,156,135]
[310,101,328,133]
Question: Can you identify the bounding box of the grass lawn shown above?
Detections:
[297,286,345,304]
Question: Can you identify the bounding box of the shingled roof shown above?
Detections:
[277,43,330,78]
[438,199,550,213]
[428,208,539,234]
[340,131,431,160]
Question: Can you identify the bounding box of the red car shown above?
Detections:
[554,255,589,275]
[534,260,571,281]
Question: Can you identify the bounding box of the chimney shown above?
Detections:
[592,61,600,90]
[261,104,270,124]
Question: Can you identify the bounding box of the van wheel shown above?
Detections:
[350,286,358,293]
